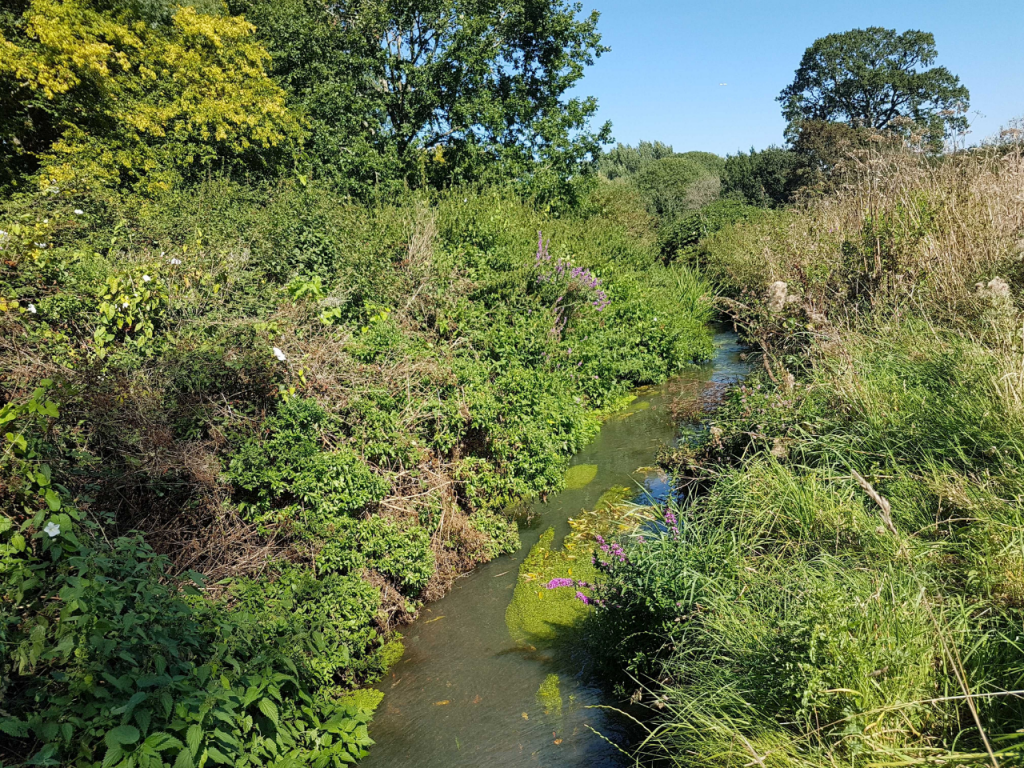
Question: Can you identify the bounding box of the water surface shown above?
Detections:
[363,332,746,767]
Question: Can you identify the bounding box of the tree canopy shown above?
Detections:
[232,0,611,199]
[778,28,969,143]
[597,140,674,180]
[0,0,301,194]
[632,155,721,220]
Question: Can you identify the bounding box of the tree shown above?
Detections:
[723,147,803,207]
[0,0,301,194]
[597,140,674,180]
[232,0,611,198]
[778,28,969,144]
[633,155,720,220]
[675,151,725,178]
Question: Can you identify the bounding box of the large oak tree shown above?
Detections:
[778,28,969,144]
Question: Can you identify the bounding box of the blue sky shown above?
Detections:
[573,0,1024,156]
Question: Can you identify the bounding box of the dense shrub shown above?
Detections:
[228,398,390,526]
[722,146,804,206]
[597,141,675,181]
[674,151,726,177]
[0,518,378,767]
[658,197,765,262]
[0,177,715,764]
[633,156,721,219]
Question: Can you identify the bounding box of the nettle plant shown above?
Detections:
[94,271,169,356]
[0,386,378,767]
[533,231,609,338]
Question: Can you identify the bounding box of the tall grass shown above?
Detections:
[595,139,1024,767]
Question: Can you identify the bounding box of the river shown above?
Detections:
[362,330,746,767]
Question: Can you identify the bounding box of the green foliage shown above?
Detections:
[229,564,384,687]
[468,511,520,560]
[592,148,1024,767]
[788,118,903,191]
[632,155,721,219]
[778,27,970,146]
[0,511,378,767]
[674,151,726,177]
[597,141,675,181]
[722,146,803,207]
[230,0,611,202]
[228,398,390,525]
[594,325,1024,765]
[342,517,435,593]
[0,176,715,765]
[0,0,302,194]
[658,197,766,262]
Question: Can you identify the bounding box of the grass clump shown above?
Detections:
[590,143,1024,766]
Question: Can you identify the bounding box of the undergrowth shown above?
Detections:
[0,180,714,765]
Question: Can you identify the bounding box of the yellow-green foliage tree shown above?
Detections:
[0,0,302,193]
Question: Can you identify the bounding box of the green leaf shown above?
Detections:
[257,699,279,726]
[173,748,195,768]
[206,746,233,765]
[44,489,62,511]
[143,732,183,752]
[105,724,141,749]
[0,717,29,737]
[102,743,125,768]
[186,724,202,756]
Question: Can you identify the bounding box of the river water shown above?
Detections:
[362,331,745,767]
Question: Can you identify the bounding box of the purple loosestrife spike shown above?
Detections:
[546,578,574,589]
[576,592,591,605]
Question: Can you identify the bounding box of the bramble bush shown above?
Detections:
[0,392,378,767]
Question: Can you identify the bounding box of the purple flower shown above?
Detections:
[546,578,574,589]
[576,591,591,605]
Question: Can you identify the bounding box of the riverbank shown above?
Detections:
[0,181,715,764]
[585,143,1024,766]
[361,331,746,767]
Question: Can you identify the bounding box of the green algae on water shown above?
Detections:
[536,674,563,717]
[504,528,597,644]
[564,464,598,490]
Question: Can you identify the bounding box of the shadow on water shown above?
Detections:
[362,331,747,767]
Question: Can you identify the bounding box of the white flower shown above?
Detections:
[27,303,36,314]
[35,242,47,249]
[272,347,287,361]
[74,209,84,215]
[43,218,49,224]
[44,522,60,538]
[170,258,182,265]
[122,302,130,309]
[142,274,151,282]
